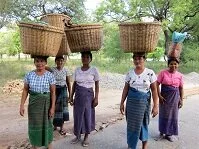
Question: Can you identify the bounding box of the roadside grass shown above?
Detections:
[1,58,199,88]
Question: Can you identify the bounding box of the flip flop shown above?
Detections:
[82,140,89,147]
[71,137,81,144]
[59,130,66,135]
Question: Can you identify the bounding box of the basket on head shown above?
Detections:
[56,33,71,56]
[40,13,71,30]
[65,24,103,53]
[119,22,161,53]
[18,22,64,56]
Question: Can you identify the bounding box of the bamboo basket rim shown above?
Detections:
[41,13,71,20]
[65,24,103,31]
[118,22,161,26]
[18,22,64,33]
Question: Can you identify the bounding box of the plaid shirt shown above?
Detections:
[51,67,70,86]
[24,70,55,93]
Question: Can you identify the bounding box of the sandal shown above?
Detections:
[71,137,81,144]
[82,140,89,147]
[59,130,66,135]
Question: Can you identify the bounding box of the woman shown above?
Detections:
[120,52,159,149]
[157,57,184,142]
[70,51,99,147]
[19,56,56,149]
[51,56,72,135]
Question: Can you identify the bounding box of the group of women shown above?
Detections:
[19,51,184,149]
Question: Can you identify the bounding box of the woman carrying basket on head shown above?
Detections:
[19,56,56,149]
[120,52,159,149]
[70,51,100,147]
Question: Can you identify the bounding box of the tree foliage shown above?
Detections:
[95,0,199,55]
[0,0,87,29]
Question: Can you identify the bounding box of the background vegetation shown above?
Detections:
[0,0,199,87]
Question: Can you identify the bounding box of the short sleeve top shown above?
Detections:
[51,67,70,86]
[24,70,56,93]
[74,67,100,88]
[157,69,183,87]
[125,68,157,93]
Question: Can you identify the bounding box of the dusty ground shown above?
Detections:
[1,72,199,148]
[0,88,124,149]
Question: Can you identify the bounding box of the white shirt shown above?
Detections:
[74,67,100,88]
[125,68,157,93]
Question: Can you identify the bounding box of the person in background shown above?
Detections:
[19,56,56,149]
[157,57,184,142]
[50,56,72,135]
[70,51,100,147]
[120,52,159,149]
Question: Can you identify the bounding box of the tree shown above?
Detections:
[0,0,87,29]
[102,23,131,62]
[95,0,199,55]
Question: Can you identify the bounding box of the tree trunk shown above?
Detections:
[18,53,20,60]
[163,29,170,60]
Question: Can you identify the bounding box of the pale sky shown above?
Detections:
[84,0,102,10]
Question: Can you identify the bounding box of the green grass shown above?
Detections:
[1,58,199,87]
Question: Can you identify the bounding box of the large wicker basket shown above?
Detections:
[18,22,64,56]
[41,13,71,30]
[56,33,71,56]
[119,22,161,53]
[65,24,103,53]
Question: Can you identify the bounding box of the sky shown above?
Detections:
[84,0,102,10]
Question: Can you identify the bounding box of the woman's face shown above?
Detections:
[81,54,91,65]
[34,58,47,71]
[133,56,145,68]
[56,58,65,68]
[168,60,179,72]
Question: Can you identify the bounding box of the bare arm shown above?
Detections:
[120,82,129,115]
[179,85,184,108]
[66,76,72,100]
[150,81,159,117]
[93,81,99,107]
[49,84,56,117]
[19,83,29,116]
[70,81,76,105]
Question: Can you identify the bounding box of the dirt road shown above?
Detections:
[1,85,199,149]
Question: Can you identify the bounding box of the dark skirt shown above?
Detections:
[73,84,95,136]
[159,85,180,135]
[28,91,53,147]
[126,87,151,149]
[53,85,69,127]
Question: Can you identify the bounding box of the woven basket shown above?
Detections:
[65,24,103,53]
[56,33,71,56]
[119,22,161,53]
[18,22,64,56]
[41,13,71,30]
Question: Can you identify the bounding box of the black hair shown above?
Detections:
[167,57,180,66]
[132,52,146,59]
[55,55,64,61]
[32,55,48,63]
[81,51,92,61]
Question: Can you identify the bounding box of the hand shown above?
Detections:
[49,107,55,118]
[19,104,25,116]
[151,105,158,118]
[159,95,166,104]
[69,98,74,106]
[92,98,98,108]
[120,102,125,115]
[178,100,183,108]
